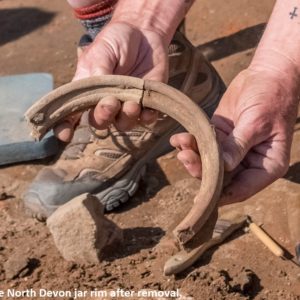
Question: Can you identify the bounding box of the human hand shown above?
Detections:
[170,65,299,205]
[54,21,168,141]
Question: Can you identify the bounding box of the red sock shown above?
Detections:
[74,0,118,20]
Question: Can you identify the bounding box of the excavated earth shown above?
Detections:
[0,0,300,299]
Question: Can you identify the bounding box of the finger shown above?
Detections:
[220,138,289,206]
[115,101,141,131]
[222,123,259,172]
[211,114,233,143]
[54,121,74,143]
[139,109,158,125]
[243,142,289,178]
[177,150,202,178]
[73,58,113,81]
[53,113,81,142]
[170,133,198,152]
[89,96,121,129]
[73,39,116,81]
[142,55,169,83]
[218,168,276,206]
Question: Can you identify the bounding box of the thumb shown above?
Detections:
[73,39,116,81]
[222,122,257,172]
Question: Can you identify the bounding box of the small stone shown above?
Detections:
[129,259,136,266]
[263,289,270,295]
[296,243,300,264]
[140,270,151,278]
[96,270,111,280]
[0,192,8,200]
[103,261,111,267]
[230,268,256,294]
[149,254,156,260]
[47,193,123,264]
[278,270,287,277]
[140,249,149,259]
[3,254,36,279]
[66,262,77,272]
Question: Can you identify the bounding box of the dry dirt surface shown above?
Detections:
[1,0,300,299]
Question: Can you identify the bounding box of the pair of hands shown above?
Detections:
[55,21,298,206]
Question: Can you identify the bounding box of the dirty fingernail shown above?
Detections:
[102,105,117,113]
[182,160,190,167]
[223,152,233,170]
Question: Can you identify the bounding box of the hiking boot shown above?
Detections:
[23,32,226,220]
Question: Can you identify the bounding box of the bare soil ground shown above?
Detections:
[0,0,300,299]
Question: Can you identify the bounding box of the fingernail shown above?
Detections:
[102,105,116,113]
[178,156,190,167]
[223,152,233,170]
[183,160,190,167]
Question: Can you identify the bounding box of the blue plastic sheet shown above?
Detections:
[0,73,60,165]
